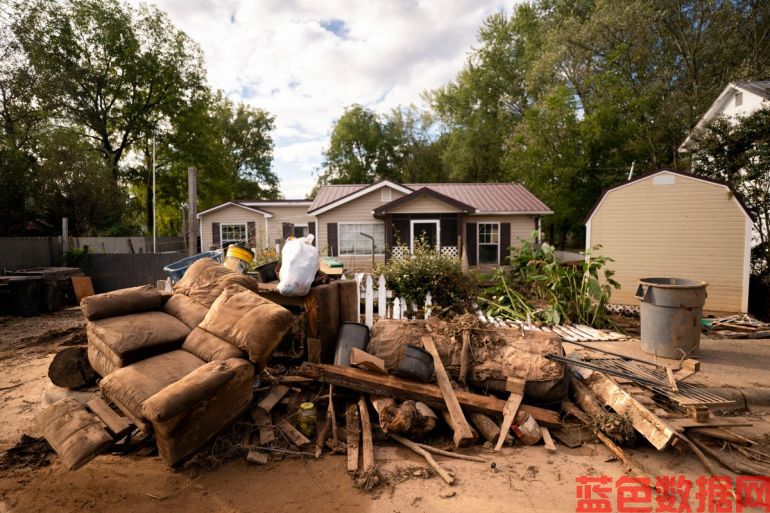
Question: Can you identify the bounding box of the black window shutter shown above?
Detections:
[327,222,338,257]
[282,222,293,239]
[308,222,316,246]
[247,221,257,249]
[466,222,477,266]
[500,222,511,265]
[212,222,220,248]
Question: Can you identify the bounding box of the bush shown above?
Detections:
[481,239,619,327]
[375,238,477,315]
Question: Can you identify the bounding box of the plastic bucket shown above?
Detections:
[163,250,222,283]
[392,344,434,383]
[224,245,254,274]
[635,277,708,358]
[253,261,279,282]
[334,322,370,367]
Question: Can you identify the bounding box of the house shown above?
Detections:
[679,80,770,151]
[198,180,552,270]
[585,169,752,313]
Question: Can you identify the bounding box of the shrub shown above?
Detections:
[375,238,477,315]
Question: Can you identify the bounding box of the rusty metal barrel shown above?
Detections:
[635,277,708,358]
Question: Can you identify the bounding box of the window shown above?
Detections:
[381,188,392,202]
[221,223,247,248]
[478,223,499,264]
[293,225,309,238]
[339,223,385,255]
[735,91,743,107]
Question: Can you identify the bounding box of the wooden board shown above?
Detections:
[71,276,95,304]
[495,377,525,451]
[298,363,561,428]
[357,397,375,472]
[258,386,290,413]
[541,427,557,452]
[87,398,132,438]
[345,402,360,472]
[350,348,387,375]
[277,419,310,447]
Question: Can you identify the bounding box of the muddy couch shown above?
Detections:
[82,259,293,465]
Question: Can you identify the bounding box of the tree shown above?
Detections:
[687,107,770,276]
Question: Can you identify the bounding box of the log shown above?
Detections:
[414,402,438,434]
[416,443,486,462]
[421,335,473,447]
[470,412,513,446]
[345,402,360,472]
[48,347,98,390]
[459,330,471,385]
[569,374,634,446]
[389,434,454,485]
[495,377,525,451]
[298,363,561,427]
[358,397,375,472]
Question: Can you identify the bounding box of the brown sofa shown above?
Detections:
[82,259,293,465]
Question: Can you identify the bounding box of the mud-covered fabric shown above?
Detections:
[87,311,190,368]
[172,259,259,308]
[81,285,162,321]
[87,344,119,377]
[199,284,292,370]
[367,320,427,371]
[163,293,209,329]
[99,350,205,420]
[181,327,246,362]
[141,358,246,423]
[35,398,113,470]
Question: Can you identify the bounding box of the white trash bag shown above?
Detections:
[277,234,319,297]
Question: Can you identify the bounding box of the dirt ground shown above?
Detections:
[1,311,769,513]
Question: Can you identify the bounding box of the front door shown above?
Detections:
[410,220,439,252]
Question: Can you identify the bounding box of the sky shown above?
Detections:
[132,0,510,198]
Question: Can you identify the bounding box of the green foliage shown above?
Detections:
[481,238,620,327]
[686,106,770,276]
[375,239,477,315]
[249,247,280,269]
[64,245,89,267]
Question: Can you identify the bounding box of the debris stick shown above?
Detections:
[345,401,360,472]
[689,437,766,476]
[315,415,332,458]
[495,377,525,451]
[416,443,485,462]
[328,384,338,446]
[357,396,375,472]
[389,433,454,485]
[459,330,471,385]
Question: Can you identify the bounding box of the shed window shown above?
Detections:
[339,223,385,255]
[478,223,499,265]
[221,223,247,248]
[735,91,743,107]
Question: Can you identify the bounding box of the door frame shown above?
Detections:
[410,219,440,253]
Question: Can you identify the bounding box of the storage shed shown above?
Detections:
[585,169,752,313]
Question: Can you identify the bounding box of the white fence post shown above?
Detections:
[424,292,432,319]
[365,274,374,328]
[354,273,363,317]
[377,274,386,320]
[393,297,401,320]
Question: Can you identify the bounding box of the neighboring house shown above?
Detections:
[585,169,752,313]
[198,180,552,270]
[679,80,770,151]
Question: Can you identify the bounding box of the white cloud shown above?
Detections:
[132,0,510,197]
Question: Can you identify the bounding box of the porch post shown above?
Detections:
[456,213,464,254]
[384,214,393,263]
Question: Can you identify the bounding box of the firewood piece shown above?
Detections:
[350,348,387,375]
[246,450,269,465]
[389,433,454,485]
[87,398,132,438]
[315,415,332,458]
[328,384,338,446]
[297,363,561,427]
[665,367,679,392]
[48,347,98,390]
[440,410,478,446]
[470,412,513,446]
[541,427,557,452]
[277,419,310,448]
[416,443,486,462]
[421,335,475,448]
[459,330,471,385]
[357,396,375,472]
[686,427,757,445]
[689,436,766,476]
[569,374,634,446]
[414,402,438,434]
[307,337,322,364]
[345,402,360,472]
[495,377,525,451]
[258,386,290,413]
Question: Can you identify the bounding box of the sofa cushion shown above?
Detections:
[199,284,293,370]
[87,344,119,377]
[100,350,205,421]
[182,327,246,362]
[88,311,190,368]
[173,259,259,308]
[81,285,162,321]
[163,293,209,329]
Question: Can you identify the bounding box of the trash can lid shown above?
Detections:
[639,277,708,289]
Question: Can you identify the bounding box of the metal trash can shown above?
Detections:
[635,277,708,358]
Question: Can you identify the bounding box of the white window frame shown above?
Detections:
[477,222,500,265]
[409,220,440,252]
[292,224,309,238]
[338,222,385,256]
[220,223,248,248]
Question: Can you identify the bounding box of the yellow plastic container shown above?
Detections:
[223,245,254,273]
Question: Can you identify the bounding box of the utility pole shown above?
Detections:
[187,167,197,256]
[152,135,156,253]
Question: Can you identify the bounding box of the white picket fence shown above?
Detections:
[341,273,433,328]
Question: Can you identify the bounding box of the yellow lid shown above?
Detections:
[299,402,315,411]
[226,245,254,263]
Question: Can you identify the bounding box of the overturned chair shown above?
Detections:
[41,259,294,467]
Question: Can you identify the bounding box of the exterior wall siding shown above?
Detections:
[588,173,749,312]
[199,205,267,252]
[265,206,314,247]
[388,196,462,214]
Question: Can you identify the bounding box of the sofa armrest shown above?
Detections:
[81,285,162,321]
[140,358,252,424]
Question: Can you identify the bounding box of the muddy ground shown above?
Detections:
[0,310,768,513]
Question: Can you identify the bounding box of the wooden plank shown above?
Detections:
[277,419,310,447]
[87,398,132,438]
[541,426,557,452]
[71,276,94,304]
[258,385,290,413]
[298,363,561,427]
[357,397,375,472]
[421,335,475,447]
[307,337,322,364]
[665,367,679,392]
[246,450,269,465]
[495,377,525,451]
[349,348,387,375]
[345,402,360,472]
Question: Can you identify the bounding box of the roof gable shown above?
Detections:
[197,201,273,218]
[373,187,476,216]
[307,180,413,215]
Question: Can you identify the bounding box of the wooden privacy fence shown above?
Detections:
[341,273,433,328]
